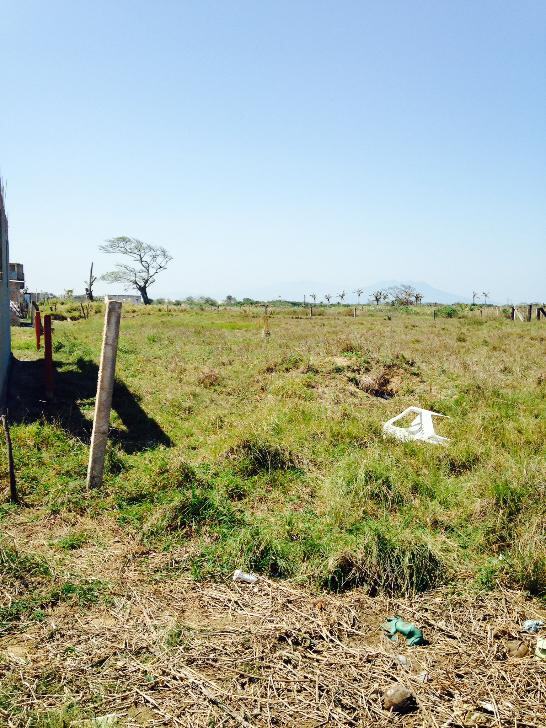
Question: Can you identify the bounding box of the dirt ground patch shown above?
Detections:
[1,516,545,727]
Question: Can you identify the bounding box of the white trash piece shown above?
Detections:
[383,407,449,445]
[232,569,258,584]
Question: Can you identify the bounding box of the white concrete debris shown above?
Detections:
[383,407,449,445]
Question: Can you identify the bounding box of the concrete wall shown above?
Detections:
[0,184,11,404]
[105,294,142,304]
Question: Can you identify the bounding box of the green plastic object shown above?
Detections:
[382,616,426,646]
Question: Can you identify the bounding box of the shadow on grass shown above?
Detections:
[8,356,172,453]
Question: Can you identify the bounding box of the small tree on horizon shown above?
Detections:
[482,291,489,305]
[372,290,385,305]
[337,290,346,304]
[324,293,332,304]
[387,284,421,306]
[354,288,364,307]
[100,236,172,305]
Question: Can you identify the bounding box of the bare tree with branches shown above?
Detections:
[482,291,489,305]
[337,291,346,304]
[85,262,97,301]
[354,288,364,307]
[387,284,421,306]
[371,290,385,305]
[100,237,172,305]
[324,293,332,304]
[310,293,317,304]
[472,291,478,305]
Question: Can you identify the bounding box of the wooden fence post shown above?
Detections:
[262,305,270,338]
[34,311,42,350]
[86,300,122,489]
[528,304,533,322]
[43,314,54,400]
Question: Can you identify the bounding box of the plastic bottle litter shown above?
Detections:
[535,637,546,661]
[522,619,544,634]
[232,569,258,584]
[382,617,426,646]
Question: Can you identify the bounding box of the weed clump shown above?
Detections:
[436,305,459,318]
[198,369,221,388]
[192,512,325,581]
[323,526,446,595]
[0,542,51,585]
[264,354,304,373]
[116,453,199,506]
[55,531,90,550]
[507,527,545,597]
[225,438,302,476]
[350,370,394,399]
[144,486,237,539]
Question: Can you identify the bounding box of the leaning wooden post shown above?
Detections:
[87,301,122,489]
[1,415,19,504]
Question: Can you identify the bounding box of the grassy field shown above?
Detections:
[5,303,545,595]
[1,303,545,725]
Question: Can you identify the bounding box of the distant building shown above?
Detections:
[9,262,24,287]
[105,294,142,304]
[0,181,11,402]
[9,262,25,308]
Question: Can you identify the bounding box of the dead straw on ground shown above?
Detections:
[1,558,545,727]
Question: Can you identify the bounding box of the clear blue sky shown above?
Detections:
[1,1,544,302]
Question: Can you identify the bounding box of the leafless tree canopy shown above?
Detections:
[100,237,172,304]
[371,290,386,304]
[386,284,422,306]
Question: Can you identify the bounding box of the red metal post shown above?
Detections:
[44,314,54,400]
[35,311,42,350]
